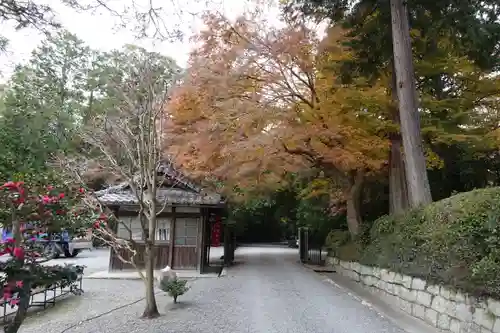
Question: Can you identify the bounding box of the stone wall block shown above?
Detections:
[401,288,417,303]
[380,269,392,283]
[401,274,412,289]
[432,295,457,318]
[440,287,451,300]
[360,264,372,276]
[412,303,426,320]
[397,297,413,314]
[424,307,439,327]
[427,284,440,296]
[492,318,500,333]
[326,257,336,266]
[450,318,461,333]
[416,290,432,307]
[393,273,403,285]
[385,282,396,295]
[411,277,427,291]
[473,307,495,331]
[456,302,474,322]
[437,313,451,330]
[488,299,500,318]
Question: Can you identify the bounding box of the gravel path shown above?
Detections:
[19,246,406,333]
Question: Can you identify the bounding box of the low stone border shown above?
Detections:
[326,257,500,333]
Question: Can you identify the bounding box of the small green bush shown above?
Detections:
[325,230,350,254]
[351,187,500,299]
[160,278,190,303]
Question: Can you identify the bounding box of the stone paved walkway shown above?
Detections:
[19,246,407,333]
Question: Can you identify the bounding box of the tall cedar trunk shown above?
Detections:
[388,61,409,215]
[345,171,364,237]
[390,0,432,207]
[142,242,159,318]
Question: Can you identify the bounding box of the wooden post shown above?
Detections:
[168,207,176,268]
[197,208,207,273]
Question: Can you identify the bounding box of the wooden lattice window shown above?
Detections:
[174,218,199,246]
[117,216,171,242]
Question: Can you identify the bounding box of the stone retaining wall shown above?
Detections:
[326,257,500,333]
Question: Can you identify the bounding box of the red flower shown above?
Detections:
[93,221,106,229]
[12,247,24,260]
[58,193,65,199]
[78,188,85,193]
[4,238,14,244]
[2,181,15,189]
[98,213,107,221]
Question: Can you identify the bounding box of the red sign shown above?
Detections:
[211,216,222,247]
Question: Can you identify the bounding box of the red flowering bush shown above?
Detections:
[0,181,92,333]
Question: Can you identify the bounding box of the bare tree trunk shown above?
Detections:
[390,0,432,207]
[345,171,364,237]
[388,62,409,215]
[142,242,159,318]
[389,136,409,214]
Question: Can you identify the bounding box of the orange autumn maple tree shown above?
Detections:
[167,12,391,236]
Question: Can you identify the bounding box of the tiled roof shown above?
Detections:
[94,161,224,206]
[95,185,223,206]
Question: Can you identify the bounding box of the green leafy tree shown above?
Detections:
[0,30,92,181]
[284,0,500,213]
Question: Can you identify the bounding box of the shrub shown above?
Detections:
[351,187,500,299]
[325,230,350,254]
[160,278,189,303]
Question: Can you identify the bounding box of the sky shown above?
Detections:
[0,0,281,82]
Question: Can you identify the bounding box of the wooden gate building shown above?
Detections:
[95,164,226,274]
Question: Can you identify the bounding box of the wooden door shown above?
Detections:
[172,217,199,269]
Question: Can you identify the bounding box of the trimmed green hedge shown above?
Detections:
[329,187,500,299]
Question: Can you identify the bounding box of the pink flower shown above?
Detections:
[4,238,14,244]
[15,281,23,288]
[41,195,51,204]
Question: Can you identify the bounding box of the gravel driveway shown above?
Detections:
[19,246,406,333]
